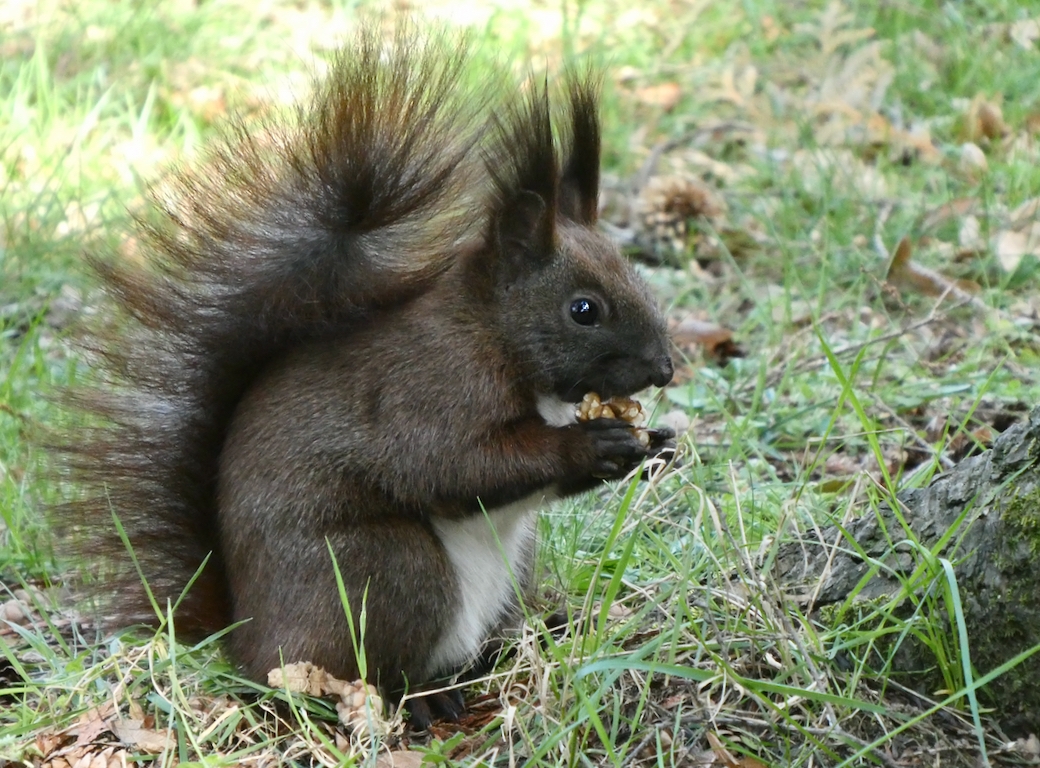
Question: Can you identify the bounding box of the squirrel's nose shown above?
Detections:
[649,356,673,388]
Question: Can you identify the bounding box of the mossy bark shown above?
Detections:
[772,407,1040,736]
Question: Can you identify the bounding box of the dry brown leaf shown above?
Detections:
[111,720,172,754]
[633,82,681,110]
[992,196,1040,273]
[63,745,129,768]
[672,317,743,364]
[947,425,994,459]
[886,237,983,303]
[995,225,1040,273]
[673,318,733,349]
[36,730,65,759]
[72,705,116,747]
[962,95,1009,143]
[126,698,145,722]
[376,750,425,768]
[39,742,119,768]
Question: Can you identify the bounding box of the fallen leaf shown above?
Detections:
[994,224,1040,273]
[961,94,1009,143]
[673,317,744,365]
[958,215,983,251]
[111,720,173,754]
[36,730,65,758]
[673,318,733,349]
[958,142,988,177]
[818,477,856,493]
[73,705,115,747]
[993,197,1040,273]
[885,236,983,304]
[376,750,425,768]
[1014,733,1040,757]
[633,82,681,110]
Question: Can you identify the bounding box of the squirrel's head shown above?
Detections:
[479,76,673,403]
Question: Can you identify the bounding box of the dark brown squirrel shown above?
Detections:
[54,29,674,721]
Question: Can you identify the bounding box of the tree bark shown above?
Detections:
[772,407,1040,736]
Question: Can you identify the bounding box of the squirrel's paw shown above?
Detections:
[640,427,679,480]
[578,418,652,479]
[405,687,467,730]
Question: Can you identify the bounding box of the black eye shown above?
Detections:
[569,298,598,326]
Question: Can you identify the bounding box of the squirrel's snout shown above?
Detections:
[650,356,674,388]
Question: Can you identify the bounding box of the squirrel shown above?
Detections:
[54,28,675,723]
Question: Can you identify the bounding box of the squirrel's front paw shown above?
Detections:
[640,426,679,479]
[578,418,651,479]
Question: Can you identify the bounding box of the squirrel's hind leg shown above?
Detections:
[224,517,459,699]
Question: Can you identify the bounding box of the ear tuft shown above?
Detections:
[559,73,601,224]
[485,79,559,259]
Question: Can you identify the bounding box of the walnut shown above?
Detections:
[577,392,651,446]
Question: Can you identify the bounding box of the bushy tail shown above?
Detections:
[53,28,492,637]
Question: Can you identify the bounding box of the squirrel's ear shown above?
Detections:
[558,78,600,225]
[494,190,555,278]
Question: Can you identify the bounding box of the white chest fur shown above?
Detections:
[536,393,578,427]
[427,494,543,675]
[425,395,573,677]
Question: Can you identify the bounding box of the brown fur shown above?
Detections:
[52,28,673,705]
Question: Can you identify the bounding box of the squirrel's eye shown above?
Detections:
[569,298,599,326]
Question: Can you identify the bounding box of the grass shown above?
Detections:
[4,0,1040,765]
